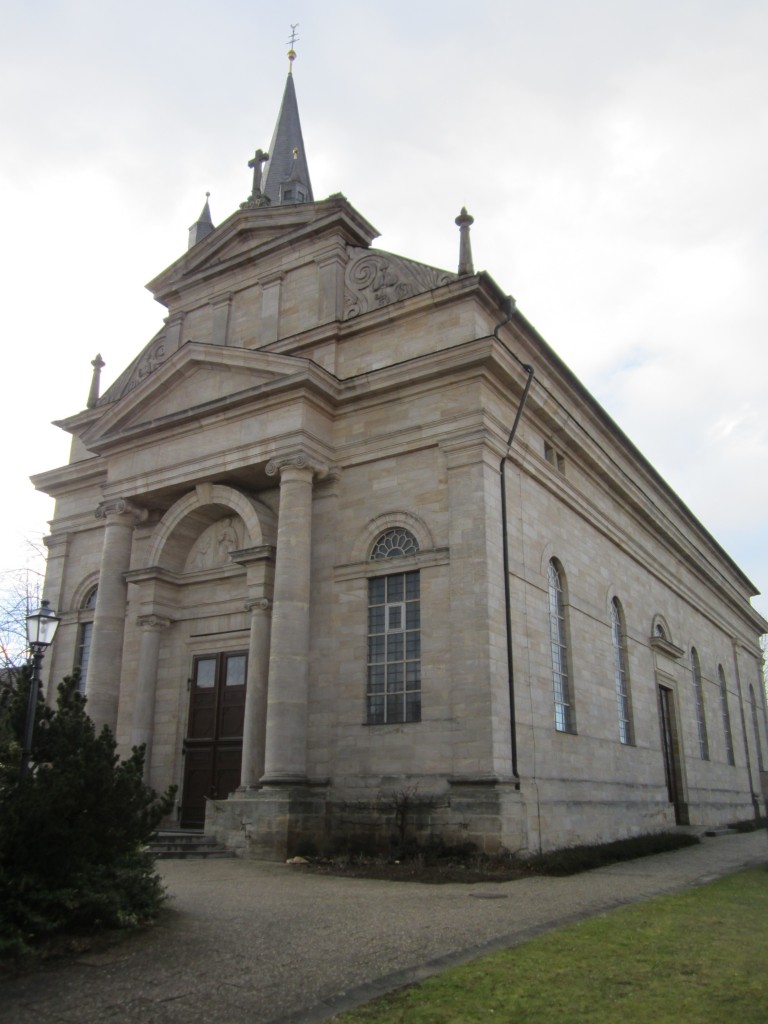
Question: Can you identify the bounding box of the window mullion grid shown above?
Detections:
[367,570,421,725]
[611,602,632,745]
[549,566,572,733]
[691,652,709,760]
[719,671,735,766]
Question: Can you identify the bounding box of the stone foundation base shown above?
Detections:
[205,777,528,860]
[205,784,330,861]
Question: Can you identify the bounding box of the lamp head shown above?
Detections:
[26,599,61,651]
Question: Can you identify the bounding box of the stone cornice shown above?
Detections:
[125,562,247,589]
[124,565,179,586]
[230,545,276,566]
[334,547,450,583]
[31,458,106,499]
[650,635,686,660]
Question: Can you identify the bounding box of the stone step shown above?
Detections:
[148,830,236,860]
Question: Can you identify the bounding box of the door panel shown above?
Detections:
[181,749,215,830]
[658,685,688,825]
[180,651,247,829]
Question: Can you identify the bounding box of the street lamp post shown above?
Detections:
[21,599,61,779]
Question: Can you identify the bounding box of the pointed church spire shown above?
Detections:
[260,33,313,207]
[188,193,215,249]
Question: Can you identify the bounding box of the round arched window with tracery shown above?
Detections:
[370,528,420,561]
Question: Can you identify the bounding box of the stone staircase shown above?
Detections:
[148,829,236,860]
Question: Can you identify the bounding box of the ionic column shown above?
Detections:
[240,598,273,788]
[132,614,171,776]
[86,498,146,731]
[261,455,326,783]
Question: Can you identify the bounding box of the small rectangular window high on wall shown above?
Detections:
[544,442,566,474]
[366,571,421,725]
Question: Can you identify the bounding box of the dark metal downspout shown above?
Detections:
[494,298,534,789]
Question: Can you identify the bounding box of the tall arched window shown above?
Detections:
[548,560,574,733]
[749,684,765,772]
[610,598,633,744]
[75,585,98,691]
[718,665,735,766]
[366,529,421,725]
[691,647,709,760]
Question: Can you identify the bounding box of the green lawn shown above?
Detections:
[331,866,768,1024]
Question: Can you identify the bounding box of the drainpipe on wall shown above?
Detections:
[494,297,534,789]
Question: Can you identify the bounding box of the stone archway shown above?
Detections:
[148,483,277,571]
[133,484,277,822]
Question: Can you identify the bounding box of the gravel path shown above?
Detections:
[1,830,766,1024]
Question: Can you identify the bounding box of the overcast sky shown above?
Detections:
[2,0,767,622]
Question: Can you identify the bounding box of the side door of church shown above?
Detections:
[658,684,688,826]
[180,651,247,829]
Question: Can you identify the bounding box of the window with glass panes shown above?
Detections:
[691,647,709,760]
[718,666,735,766]
[75,586,98,691]
[367,571,421,724]
[610,598,633,744]
[548,560,574,733]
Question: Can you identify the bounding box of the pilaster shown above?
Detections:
[261,274,283,345]
[210,292,233,346]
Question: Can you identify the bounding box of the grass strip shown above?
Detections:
[331,865,768,1024]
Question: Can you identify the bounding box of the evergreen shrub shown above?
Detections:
[0,669,175,956]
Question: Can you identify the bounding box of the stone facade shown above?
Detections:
[33,74,767,860]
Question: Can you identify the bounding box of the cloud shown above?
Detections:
[1,0,766,616]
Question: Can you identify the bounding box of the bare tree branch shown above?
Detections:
[0,537,46,672]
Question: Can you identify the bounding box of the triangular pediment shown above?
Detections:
[147,195,378,306]
[80,343,317,450]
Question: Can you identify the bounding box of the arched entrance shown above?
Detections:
[141,485,276,827]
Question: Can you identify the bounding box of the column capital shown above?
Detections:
[137,614,172,631]
[245,597,272,614]
[95,498,148,524]
[265,453,329,480]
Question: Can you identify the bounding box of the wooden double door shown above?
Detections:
[180,651,247,829]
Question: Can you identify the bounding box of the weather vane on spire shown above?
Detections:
[287,23,299,71]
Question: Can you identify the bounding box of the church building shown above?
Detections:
[33,51,768,858]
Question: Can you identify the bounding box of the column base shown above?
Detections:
[258,773,310,786]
